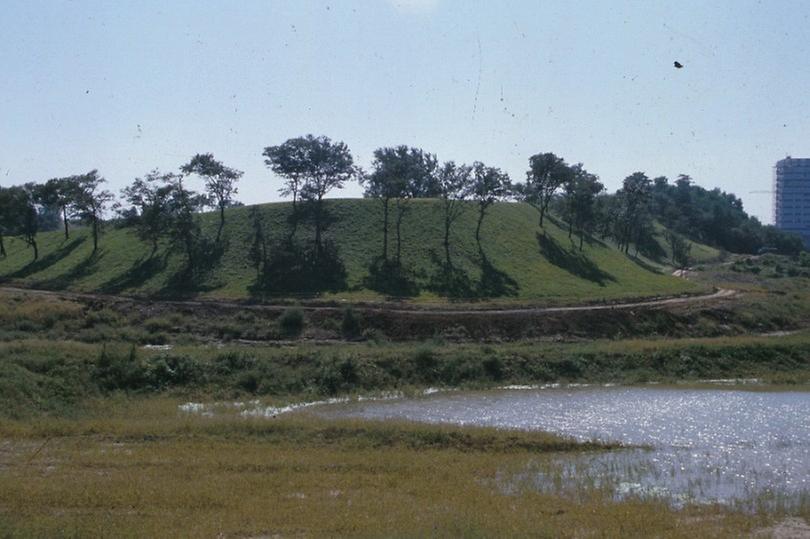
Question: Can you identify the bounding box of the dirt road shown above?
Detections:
[0,286,737,316]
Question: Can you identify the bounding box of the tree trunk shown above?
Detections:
[539,193,552,228]
[314,196,323,261]
[63,206,69,239]
[185,234,195,273]
[30,237,38,261]
[217,205,225,242]
[579,232,584,251]
[395,198,404,266]
[0,233,5,257]
[382,198,389,261]
[475,205,485,247]
[444,213,452,268]
[92,216,99,252]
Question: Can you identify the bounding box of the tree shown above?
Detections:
[39,177,77,240]
[120,171,175,254]
[163,173,207,271]
[181,153,242,241]
[521,152,572,227]
[615,172,653,254]
[563,165,604,250]
[4,184,41,260]
[437,161,472,267]
[360,153,401,263]
[247,206,268,277]
[263,138,310,210]
[469,162,510,246]
[400,147,440,198]
[361,146,438,266]
[361,146,438,263]
[264,135,356,258]
[664,230,692,268]
[72,171,114,253]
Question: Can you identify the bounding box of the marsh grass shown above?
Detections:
[0,402,763,538]
[5,329,810,419]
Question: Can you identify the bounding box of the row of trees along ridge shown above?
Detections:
[0,135,804,272]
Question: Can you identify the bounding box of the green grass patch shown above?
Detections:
[0,199,701,304]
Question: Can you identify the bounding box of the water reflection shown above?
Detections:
[318,386,810,510]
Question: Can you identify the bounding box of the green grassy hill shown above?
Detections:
[650,222,723,266]
[0,199,704,304]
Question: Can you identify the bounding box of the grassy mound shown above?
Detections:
[0,198,701,303]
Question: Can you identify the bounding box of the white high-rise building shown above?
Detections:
[774,156,810,246]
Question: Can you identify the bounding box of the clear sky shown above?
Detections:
[3,0,809,223]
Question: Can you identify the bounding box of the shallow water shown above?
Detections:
[317,386,810,510]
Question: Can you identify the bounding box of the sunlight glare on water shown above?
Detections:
[318,387,810,510]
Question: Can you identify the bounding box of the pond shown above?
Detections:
[315,386,810,511]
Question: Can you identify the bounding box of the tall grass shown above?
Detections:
[0,407,765,538]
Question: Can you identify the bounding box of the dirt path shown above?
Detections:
[0,286,737,316]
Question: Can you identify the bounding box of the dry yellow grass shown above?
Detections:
[0,399,763,538]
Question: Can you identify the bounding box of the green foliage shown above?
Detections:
[0,199,701,303]
[278,308,305,337]
[340,307,361,340]
[6,332,810,418]
[650,175,803,255]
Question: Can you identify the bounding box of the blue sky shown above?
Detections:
[2,0,810,223]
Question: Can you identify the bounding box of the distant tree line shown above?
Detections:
[0,172,115,260]
[0,136,803,273]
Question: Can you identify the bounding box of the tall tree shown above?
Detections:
[5,184,42,260]
[469,162,510,246]
[247,206,268,277]
[180,153,242,241]
[73,171,114,253]
[263,138,310,210]
[664,230,692,268]
[437,161,472,267]
[39,177,77,240]
[264,135,355,258]
[565,166,604,250]
[360,148,412,262]
[164,173,207,271]
[616,172,653,254]
[363,146,438,265]
[120,171,175,254]
[521,152,572,227]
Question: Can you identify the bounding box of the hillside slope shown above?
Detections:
[0,199,703,304]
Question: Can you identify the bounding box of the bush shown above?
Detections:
[482,355,504,380]
[317,356,359,395]
[414,346,437,371]
[213,351,257,375]
[278,308,305,338]
[341,307,361,340]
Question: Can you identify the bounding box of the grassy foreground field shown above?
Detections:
[0,402,766,538]
[2,258,809,536]
[0,199,701,304]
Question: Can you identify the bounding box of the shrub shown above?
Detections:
[413,346,437,371]
[482,355,504,380]
[341,307,361,340]
[316,355,363,395]
[278,308,305,338]
[236,370,261,393]
[145,354,204,388]
[213,351,257,375]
